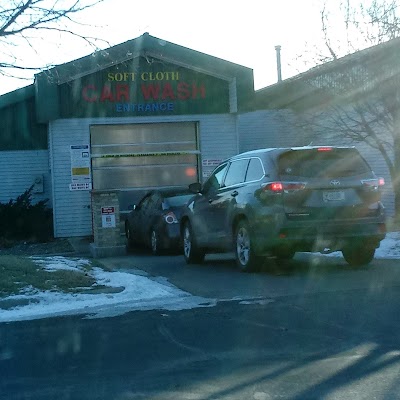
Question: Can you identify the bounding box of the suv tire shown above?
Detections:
[342,245,375,266]
[183,221,205,264]
[234,220,262,272]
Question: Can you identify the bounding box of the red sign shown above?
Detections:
[101,207,115,215]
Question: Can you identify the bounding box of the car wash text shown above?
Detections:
[81,70,207,113]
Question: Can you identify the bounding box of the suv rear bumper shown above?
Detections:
[253,217,386,254]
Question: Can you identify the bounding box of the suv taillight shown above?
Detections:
[361,178,385,191]
[262,181,307,193]
[263,182,284,192]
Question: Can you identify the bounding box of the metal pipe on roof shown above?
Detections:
[275,45,282,82]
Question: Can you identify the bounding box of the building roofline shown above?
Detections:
[36,32,254,85]
[256,36,400,95]
[0,85,35,109]
[249,36,400,111]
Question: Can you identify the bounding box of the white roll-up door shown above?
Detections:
[90,122,200,218]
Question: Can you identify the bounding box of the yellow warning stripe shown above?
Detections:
[94,151,199,159]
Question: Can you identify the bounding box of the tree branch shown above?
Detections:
[0,0,108,78]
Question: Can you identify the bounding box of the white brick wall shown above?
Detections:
[50,119,94,238]
[238,110,307,152]
[0,150,51,206]
[199,114,238,163]
[50,114,237,238]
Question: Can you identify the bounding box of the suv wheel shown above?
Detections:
[150,228,161,255]
[342,245,375,266]
[234,220,261,272]
[183,221,205,264]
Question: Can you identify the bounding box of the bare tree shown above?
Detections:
[0,0,106,79]
[298,0,400,217]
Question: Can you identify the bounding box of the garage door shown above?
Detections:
[90,122,200,215]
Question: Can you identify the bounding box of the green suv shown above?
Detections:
[181,146,386,271]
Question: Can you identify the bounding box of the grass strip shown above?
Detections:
[0,255,97,298]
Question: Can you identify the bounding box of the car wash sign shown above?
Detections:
[59,58,230,117]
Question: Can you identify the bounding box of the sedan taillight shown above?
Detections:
[164,211,178,224]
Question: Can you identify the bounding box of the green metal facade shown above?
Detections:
[58,58,230,118]
[34,33,254,123]
[0,86,47,150]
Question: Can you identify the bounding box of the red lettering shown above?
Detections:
[116,84,130,101]
[100,85,114,102]
[177,82,190,100]
[192,84,206,99]
[161,83,175,100]
[82,85,97,102]
[141,84,160,100]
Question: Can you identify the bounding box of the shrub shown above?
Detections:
[0,185,53,242]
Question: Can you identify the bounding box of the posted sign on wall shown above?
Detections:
[202,159,223,178]
[101,206,116,228]
[69,145,92,191]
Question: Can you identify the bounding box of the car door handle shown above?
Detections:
[231,191,239,197]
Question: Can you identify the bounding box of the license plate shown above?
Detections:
[323,190,345,202]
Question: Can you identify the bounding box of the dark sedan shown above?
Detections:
[125,189,194,254]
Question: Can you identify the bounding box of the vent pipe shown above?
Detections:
[275,45,282,82]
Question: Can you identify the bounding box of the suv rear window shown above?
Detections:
[278,148,371,178]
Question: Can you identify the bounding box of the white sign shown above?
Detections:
[202,159,223,167]
[69,182,92,191]
[101,206,116,228]
[70,145,92,190]
[202,159,222,179]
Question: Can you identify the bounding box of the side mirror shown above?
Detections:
[189,182,202,193]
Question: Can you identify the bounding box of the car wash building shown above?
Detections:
[0,33,393,255]
[33,33,258,244]
[1,33,283,255]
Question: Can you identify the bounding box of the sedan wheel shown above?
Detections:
[183,221,205,264]
[235,220,261,272]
